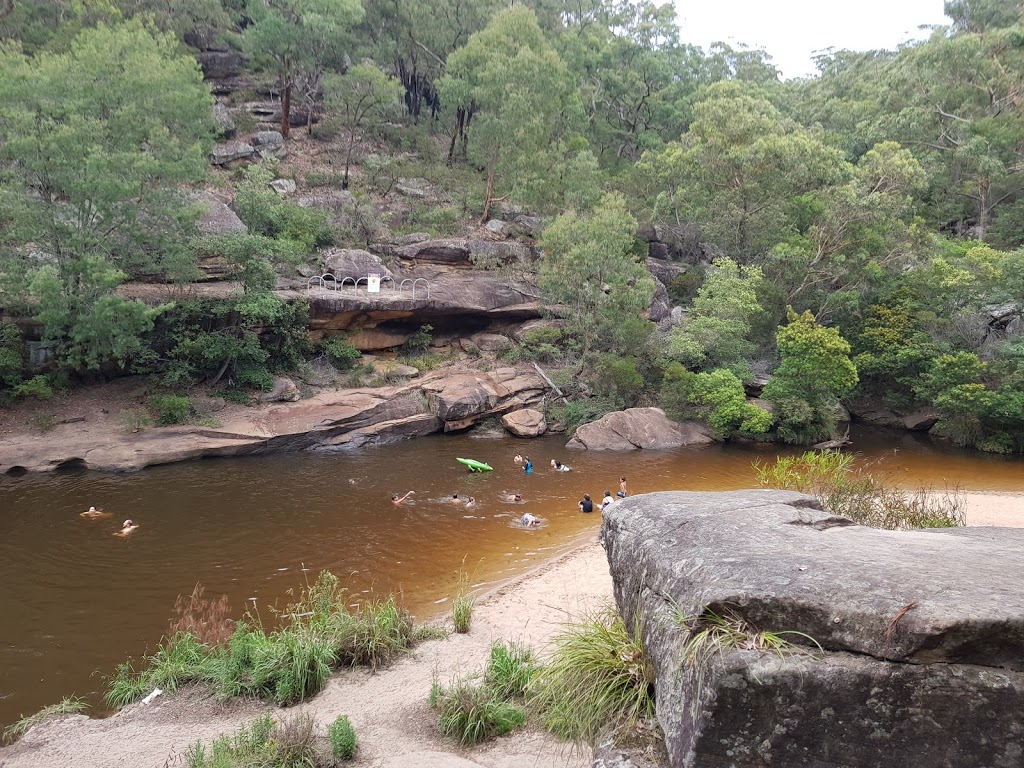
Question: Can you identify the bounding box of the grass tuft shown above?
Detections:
[2,697,89,744]
[184,712,323,768]
[452,570,475,635]
[430,641,536,746]
[530,608,654,746]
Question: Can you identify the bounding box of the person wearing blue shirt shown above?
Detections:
[524,457,533,474]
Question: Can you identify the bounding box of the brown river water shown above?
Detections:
[2,426,1023,728]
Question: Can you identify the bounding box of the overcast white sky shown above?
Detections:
[674,0,950,79]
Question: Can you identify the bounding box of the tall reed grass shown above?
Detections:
[755,450,966,529]
[105,571,417,710]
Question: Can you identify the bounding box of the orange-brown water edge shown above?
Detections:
[2,426,1023,728]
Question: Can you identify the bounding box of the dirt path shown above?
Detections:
[0,542,611,768]
[963,491,1024,527]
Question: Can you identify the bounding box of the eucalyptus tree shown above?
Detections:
[438,6,577,221]
[0,20,213,371]
[243,0,363,137]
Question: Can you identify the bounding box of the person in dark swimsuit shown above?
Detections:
[579,494,594,513]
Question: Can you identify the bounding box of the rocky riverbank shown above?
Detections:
[0,365,551,473]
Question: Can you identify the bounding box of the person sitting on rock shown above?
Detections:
[114,520,138,537]
[601,491,615,511]
[618,477,628,498]
[391,491,415,506]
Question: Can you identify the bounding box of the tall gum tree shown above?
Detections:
[438,6,576,222]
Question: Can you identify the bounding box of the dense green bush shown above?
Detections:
[234,162,333,251]
[328,715,357,761]
[321,337,362,370]
[149,394,193,426]
[588,354,644,406]
[686,369,772,436]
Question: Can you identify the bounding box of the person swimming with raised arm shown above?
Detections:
[391,491,415,506]
[114,519,138,537]
[80,506,110,519]
[520,512,540,527]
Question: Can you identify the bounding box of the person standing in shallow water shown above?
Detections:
[524,457,533,474]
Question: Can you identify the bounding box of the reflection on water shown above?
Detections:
[1,426,1022,726]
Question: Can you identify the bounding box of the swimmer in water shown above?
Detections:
[524,457,533,474]
[505,493,524,503]
[391,491,415,506]
[451,494,463,505]
[514,453,523,464]
[520,512,540,527]
[80,506,110,519]
[552,459,571,472]
[465,496,476,507]
[114,519,138,537]
[579,494,594,513]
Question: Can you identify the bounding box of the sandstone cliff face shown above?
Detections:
[603,490,1024,768]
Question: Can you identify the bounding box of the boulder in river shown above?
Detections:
[604,490,1024,768]
[501,408,546,437]
[566,407,713,450]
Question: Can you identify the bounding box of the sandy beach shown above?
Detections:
[0,540,612,768]
[1,490,1020,768]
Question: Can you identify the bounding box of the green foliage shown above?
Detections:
[3,697,89,745]
[452,570,475,635]
[438,6,580,217]
[0,323,27,390]
[667,258,764,372]
[588,354,644,406]
[150,394,193,426]
[402,325,434,354]
[12,375,54,400]
[430,641,535,746]
[321,337,361,370]
[234,162,332,251]
[328,715,357,761]
[105,571,419,710]
[323,64,403,189]
[755,451,967,529]
[548,396,621,435]
[763,308,858,444]
[540,193,654,358]
[242,0,363,132]
[686,369,772,436]
[184,713,323,768]
[530,609,654,746]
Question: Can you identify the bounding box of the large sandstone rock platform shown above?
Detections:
[604,490,1024,768]
[566,408,713,451]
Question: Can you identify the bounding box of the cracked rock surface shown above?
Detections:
[603,490,1024,768]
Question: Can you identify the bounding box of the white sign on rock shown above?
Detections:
[368,274,380,293]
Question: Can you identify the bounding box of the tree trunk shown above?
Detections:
[281,81,291,138]
[447,106,467,167]
[977,178,990,241]
[480,156,497,224]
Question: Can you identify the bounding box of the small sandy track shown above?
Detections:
[0,543,611,768]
